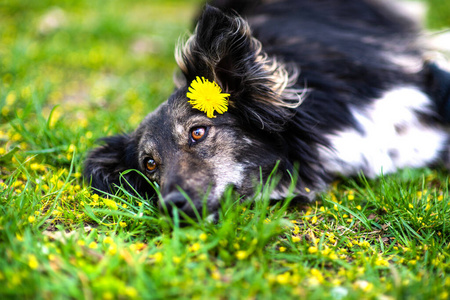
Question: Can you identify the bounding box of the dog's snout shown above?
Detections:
[162,191,187,210]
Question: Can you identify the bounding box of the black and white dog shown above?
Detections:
[84,0,450,218]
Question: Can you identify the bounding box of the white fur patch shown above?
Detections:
[212,160,244,200]
[319,87,448,178]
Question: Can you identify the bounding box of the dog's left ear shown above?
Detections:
[84,134,154,198]
[176,5,301,131]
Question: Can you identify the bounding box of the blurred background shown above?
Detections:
[0,0,449,172]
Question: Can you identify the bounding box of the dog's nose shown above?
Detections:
[162,191,187,210]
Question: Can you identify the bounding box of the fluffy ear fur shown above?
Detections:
[176,5,303,131]
[83,134,154,197]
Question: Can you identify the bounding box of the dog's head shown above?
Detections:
[84,6,323,218]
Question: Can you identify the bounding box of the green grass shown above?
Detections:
[1,0,450,299]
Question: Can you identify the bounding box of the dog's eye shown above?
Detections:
[190,126,207,142]
[145,158,157,173]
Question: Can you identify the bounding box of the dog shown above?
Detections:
[84,0,450,219]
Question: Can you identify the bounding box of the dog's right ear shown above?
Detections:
[84,134,154,197]
[175,5,301,132]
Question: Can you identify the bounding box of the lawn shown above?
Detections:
[1,0,449,299]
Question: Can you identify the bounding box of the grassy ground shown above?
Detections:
[1,0,450,299]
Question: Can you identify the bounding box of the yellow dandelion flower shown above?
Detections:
[186,76,230,118]
[88,241,98,249]
[279,246,287,252]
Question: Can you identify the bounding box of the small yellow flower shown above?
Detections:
[150,252,163,263]
[88,241,98,249]
[308,246,318,254]
[211,270,221,280]
[124,286,138,298]
[172,256,181,264]
[186,76,230,118]
[189,243,201,252]
[310,269,324,283]
[28,254,39,270]
[199,233,208,241]
[279,246,287,252]
[236,250,248,260]
[28,215,36,223]
[103,198,118,210]
[108,244,117,256]
[103,237,114,244]
[276,272,290,285]
[354,280,373,292]
[292,236,301,243]
[119,221,127,228]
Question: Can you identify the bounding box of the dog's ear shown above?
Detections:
[176,5,302,131]
[84,134,154,198]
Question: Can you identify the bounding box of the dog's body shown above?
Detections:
[84,0,450,218]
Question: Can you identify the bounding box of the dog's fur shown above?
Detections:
[84,0,450,218]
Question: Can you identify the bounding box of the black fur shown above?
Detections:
[425,63,450,123]
[84,0,450,218]
[84,134,154,197]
